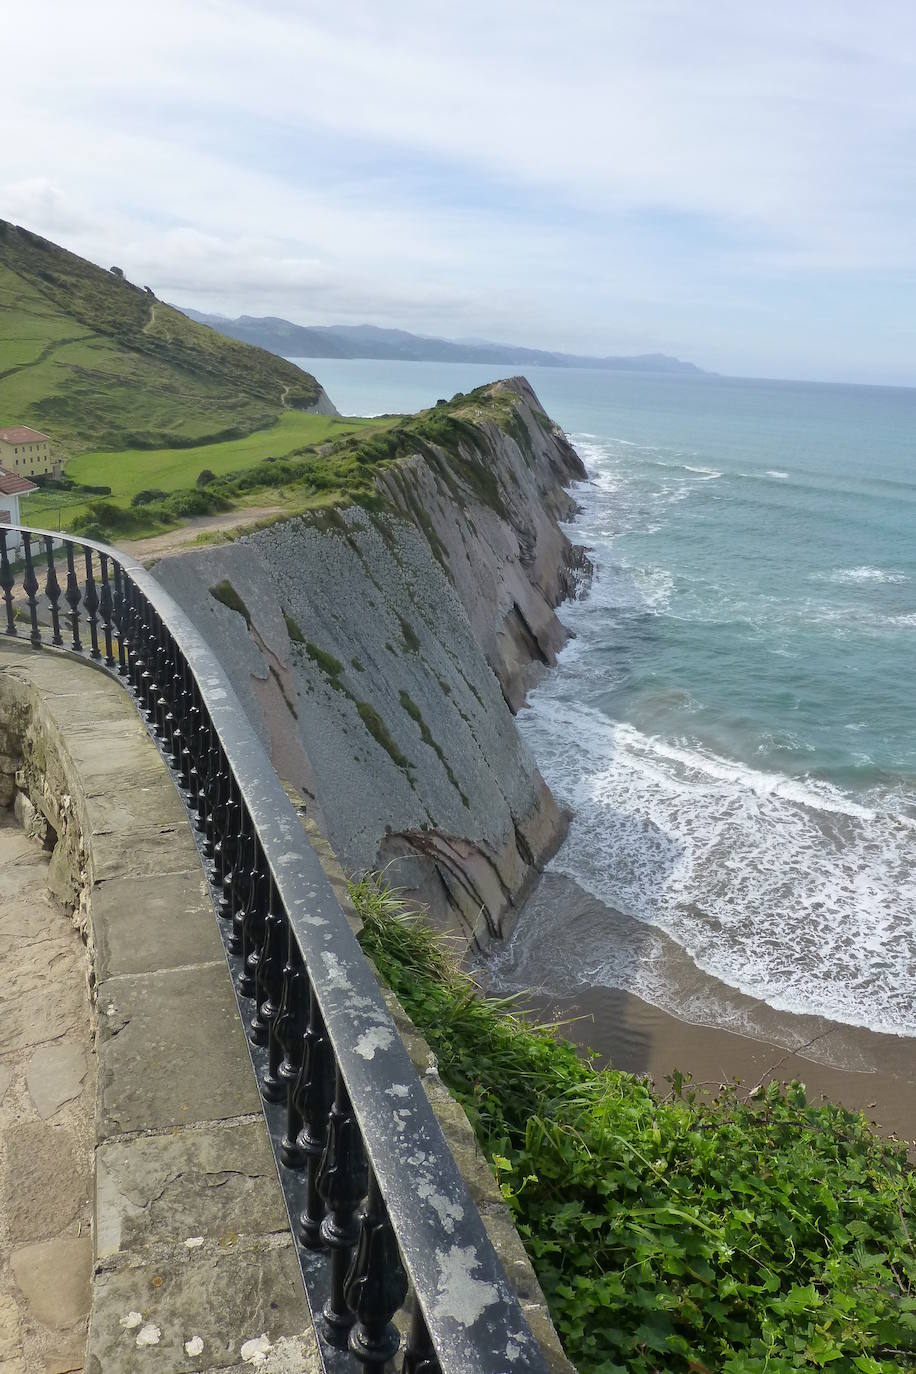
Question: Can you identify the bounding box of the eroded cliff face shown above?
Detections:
[151,378,589,948]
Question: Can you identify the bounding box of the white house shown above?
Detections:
[0,468,38,557]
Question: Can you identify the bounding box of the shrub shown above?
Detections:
[131,488,168,507]
[355,881,916,1374]
[197,468,217,486]
[161,488,229,518]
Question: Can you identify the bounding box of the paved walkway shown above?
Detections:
[0,643,319,1373]
[0,810,93,1374]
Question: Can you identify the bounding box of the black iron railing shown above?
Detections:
[0,524,551,1374]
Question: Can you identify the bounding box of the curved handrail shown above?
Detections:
[0,523,551,1374]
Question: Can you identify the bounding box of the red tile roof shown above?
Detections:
[0,468,38,495]
[0,426,51,445]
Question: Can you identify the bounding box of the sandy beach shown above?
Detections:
[487,873,916,1149]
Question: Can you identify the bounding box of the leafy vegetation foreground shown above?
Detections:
[354,879,916,1374]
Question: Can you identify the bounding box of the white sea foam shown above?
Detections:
[819,566,909,585]
[683,464,723,479]
[766,469,790,479]
[516,696,916,1037]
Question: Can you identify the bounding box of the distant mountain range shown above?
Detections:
[177,308,709,376]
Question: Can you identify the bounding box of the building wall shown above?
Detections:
[0,438,54,478]
[0,493,23,555]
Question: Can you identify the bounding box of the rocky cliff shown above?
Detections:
[151,378,589,948]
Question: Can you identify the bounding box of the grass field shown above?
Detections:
[20,411,385,530]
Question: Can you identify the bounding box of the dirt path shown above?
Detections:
[122,504,286,563]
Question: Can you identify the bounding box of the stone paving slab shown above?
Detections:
[92,871,221,980]
[89,823,201,883]
[96,963,262,1138]
[87,1244,318,1374]
[94,1121,288,1260]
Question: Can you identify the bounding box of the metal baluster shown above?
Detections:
[262,916,294,1103]
[64,542,82,651]
[250,877,285,1046]
[83,546,100,659]
[219,785,242,917]
[344,1169,409,1371]
[202,735,225,860]
[217,787,241,925]
[111,561,128,674]
[0,529,15,636]
[126,584,145,695]
[402,1302,442,1374]
[318,1070,369,1345]
[294,991,334,1248]
[229,807,254,947]
[43,537,63,647]
[97,552,114,666]
[21,533,41,648]
[153,623,171,737]
[278,944,308,1163]
[238,853,266,998]
[183,685,204,808]
[166,649,184,769]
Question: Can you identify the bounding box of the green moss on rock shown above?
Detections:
[210,579,251,627]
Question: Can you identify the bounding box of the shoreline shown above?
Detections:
[487,872,916,1148]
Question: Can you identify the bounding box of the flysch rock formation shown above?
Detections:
[151,377,590,948]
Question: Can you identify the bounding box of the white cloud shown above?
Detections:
[3,1,916,380]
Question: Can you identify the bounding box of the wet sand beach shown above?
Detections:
[487,873,916,1149]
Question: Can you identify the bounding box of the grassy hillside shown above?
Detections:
[0,220,324,455]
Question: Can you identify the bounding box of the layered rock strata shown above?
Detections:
[152,377,589,948]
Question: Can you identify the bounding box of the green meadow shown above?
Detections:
[20,411,385,531]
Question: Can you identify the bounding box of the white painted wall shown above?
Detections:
[0,492,24,555]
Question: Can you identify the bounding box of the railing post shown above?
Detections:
[294,988,334,1248]
[278,943,308,1166]
[83,546,101,660]
[0,529,17,637]
[250,877,284,1047]
[403,1301,442,1374]
[111,559,128,674]
[318,1070,369,1346]
[344,1169,409,1371]
[21,533,41,648]
[64,541,82,651]
[44,537,64,647]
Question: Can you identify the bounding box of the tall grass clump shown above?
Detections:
[353,877,916,1374]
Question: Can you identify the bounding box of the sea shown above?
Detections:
[295,357,916,1041]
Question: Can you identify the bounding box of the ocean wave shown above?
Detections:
[517,698,916,1037]
[683,464,722,479]
[817,566,909,586]
[766,469,790,479]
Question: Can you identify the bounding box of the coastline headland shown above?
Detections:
[149,376,590,949]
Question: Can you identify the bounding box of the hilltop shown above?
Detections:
[0,221,329,456]
[178,307,710,375]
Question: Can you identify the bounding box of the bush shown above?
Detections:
[161,488,229,518]
[355,880,916,1374]
[131,488,168,507]
[197,468,217,486]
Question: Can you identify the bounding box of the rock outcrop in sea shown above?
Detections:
[152,377,589,948]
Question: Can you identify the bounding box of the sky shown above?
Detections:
[3,1,916,385]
